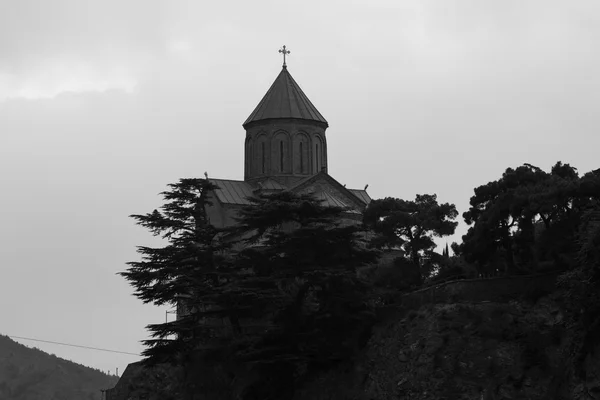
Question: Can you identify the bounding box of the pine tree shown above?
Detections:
[119,178,237,364]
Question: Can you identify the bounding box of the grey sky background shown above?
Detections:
[1,0,599,376]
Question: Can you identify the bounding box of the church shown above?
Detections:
[205,48,371,227]
[105,49,372,400]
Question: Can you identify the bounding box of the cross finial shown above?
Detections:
[278,45,290,68]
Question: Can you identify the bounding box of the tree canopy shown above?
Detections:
[363,194,458,283]
[460,162,600,275]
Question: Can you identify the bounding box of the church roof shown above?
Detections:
[243,67,328,128]
[209,179,254,205]
[316,191,361,214]
[258,178,287,191]
[287,171,371,207]
[209,175,370,209]
[348,189,372,205]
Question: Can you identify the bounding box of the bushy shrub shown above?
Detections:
[367,256,423,291]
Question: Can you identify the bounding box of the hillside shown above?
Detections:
[0,334,118,400]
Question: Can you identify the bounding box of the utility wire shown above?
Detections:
[8,335,141,356]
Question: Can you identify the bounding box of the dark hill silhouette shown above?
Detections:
[0,334,118,400]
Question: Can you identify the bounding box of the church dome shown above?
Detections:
[242,66,328,129]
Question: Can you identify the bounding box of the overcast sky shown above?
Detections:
[1,0,599,376]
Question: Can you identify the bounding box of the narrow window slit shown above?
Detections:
[280,141,284,172]
[299,142,303,172]
[261,142,265,174]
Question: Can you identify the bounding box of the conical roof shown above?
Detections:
[243,67,328,128]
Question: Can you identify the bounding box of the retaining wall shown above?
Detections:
[398,272,560,309]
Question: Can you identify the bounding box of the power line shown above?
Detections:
[8,335,141,356]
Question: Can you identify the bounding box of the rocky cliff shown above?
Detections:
[294,292,599,399]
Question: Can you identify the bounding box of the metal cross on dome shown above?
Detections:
[279,45,290,67]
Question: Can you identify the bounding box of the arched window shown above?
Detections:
[245,137,253,177]
[293,133,309,174]
[280,141,284,172]
[313,136,323,173]
[272,131,289,174]
[299,142,303,172]
[253,133,268,176]
[261,142,265,174]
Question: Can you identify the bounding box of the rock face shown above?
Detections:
[294,294,600,400]
[363,299,567,399]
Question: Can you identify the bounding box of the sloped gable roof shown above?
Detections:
[288,171,370,209]
[316,191,361,214]
[209,178,290,206]
[258,177,287,191]
[348,189,372,205]
[209,179,254,205]
[208,175,370,211]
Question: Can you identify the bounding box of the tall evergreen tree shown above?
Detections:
[120,178,236,365]
[443,242,450,258]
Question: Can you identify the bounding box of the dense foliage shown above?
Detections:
[230,191,379,397]
[557,195,600,384]
[121,181,379,399]
[460,162,600,276]
[124,363,183,400]
[121,162,600,398]
[363,194,458,285]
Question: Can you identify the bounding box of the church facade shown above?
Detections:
[205,63,370,227]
